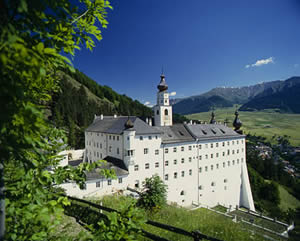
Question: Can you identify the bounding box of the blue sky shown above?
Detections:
[73,0,300,106]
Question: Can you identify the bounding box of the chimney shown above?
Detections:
[189,120,193,125]
[149,118,152,126]
[100,114,103,120]
[146,117,149,124]
[114,114,117,118]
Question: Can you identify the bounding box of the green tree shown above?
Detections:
[137,175,167,211]
[0,0,113,240]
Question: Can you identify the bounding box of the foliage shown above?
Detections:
[0,0,114,240]
[173,113,190,124]
[94,203,146,240]
[137,175,167,211]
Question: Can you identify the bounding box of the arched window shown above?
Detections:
[156,110,159,115]
[164,109,168,116]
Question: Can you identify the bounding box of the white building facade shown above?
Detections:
[60,74,255,211]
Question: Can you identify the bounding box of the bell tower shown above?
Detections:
[154,72,173,126]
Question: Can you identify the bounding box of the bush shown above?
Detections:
[137,175,167,211]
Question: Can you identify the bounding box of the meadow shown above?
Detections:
[186,107,300,146]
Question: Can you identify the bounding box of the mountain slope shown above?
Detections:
[50,69,152,148]
[173,77,300,115]
[239,77,300,113]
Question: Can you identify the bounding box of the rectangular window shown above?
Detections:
[199,167,202,173]
[232,140,234,145]
[189,169,192,176]
[174,159,177,165]
[181,146,184,151]
[237,149,239,154]
[97,152,99,158]
[113,136,115,141]
[174,172,178,179]
[97,143,99,148]
[199,144,202,149]
[145,163,150,169]
[144,148,148,154]
[227,149,230,155]
[149,136,152,140]
[223,162,225,168]
[199,156,202,160]
[155,149,159,155]
[189,146,192,150]
[205,154,208,159]
[134,165,139,171]
[140,136,143,140]
[117,148,119,155]
[205,144,208,148]
[216,153,219,158]
[211,154,213,158]
[232,160,235,165]
[96,181,101,188]
[109,135,111,140]
[108,180,112,185]
[155,162,159,168]
[165,160,169,166]
[237,140,239,144]
[118,178,123,184]
[228,161,230,166]
[189,157,192,162]
[173,147,177,152]
[232,150,235,154]
[216,143,219,148]
[165,148,169,154]
[205,166,208,172]
[109,146,112,152]
[100,143,102,149]
[117,136,119,141]
[211,143,213,148]
[181,171,185,177]
[211,165,213,171]
[222,142,225,147]
[237,159,239,164]
[216,164,219,169]
[165,174,169,181]
[227,141,230,146]
[127,150,134,156]
[181,158,184,164]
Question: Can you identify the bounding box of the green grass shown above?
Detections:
[90,195,286,241]
[278,184,300,211]
[186,107,300,146]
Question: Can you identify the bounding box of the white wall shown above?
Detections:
[67,125,254,211]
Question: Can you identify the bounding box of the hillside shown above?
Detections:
[50,69,152,148]
[173,77,300,114]
[239,77,300,113]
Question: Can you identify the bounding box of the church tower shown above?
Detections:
[154,72,173,126]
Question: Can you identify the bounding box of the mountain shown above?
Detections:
[49,69,152,148]
[239,77,300,113]
[172,77,300,115]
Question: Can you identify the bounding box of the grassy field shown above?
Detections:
[186,107,300,146]
[278,184,300,211]
[88,195,286,241]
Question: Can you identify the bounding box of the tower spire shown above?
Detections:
[157,70,168,92]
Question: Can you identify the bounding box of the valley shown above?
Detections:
[186,107,300,146]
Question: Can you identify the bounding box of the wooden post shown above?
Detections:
[0,162,5,241]
[192,230,202,241]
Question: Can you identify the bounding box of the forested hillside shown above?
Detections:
[50,69,152,148]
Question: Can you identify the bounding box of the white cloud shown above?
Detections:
[169,91,177,96]
[144,101,150,105]
[294,64,299,68]
[245,57,274,68]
